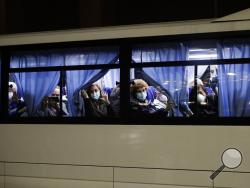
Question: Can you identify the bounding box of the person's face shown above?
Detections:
[9,85,16,93]
[8,85,16,100]
[135,87,147,93]
[42,98,49,105]
[9,87,13,92]
[52,88,60,97]
[135,87,147,102]
[90,85,100,94]
[49,99,57,107]
[89,85,101,100]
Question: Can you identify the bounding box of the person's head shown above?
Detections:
[8,82,18,100]
[131,79,148,102]
[41,97,49,109]
[87,84,102,100]
[48,96,59,109]
[52,86,60,97]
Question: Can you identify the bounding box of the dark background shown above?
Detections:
[0,0,249,34]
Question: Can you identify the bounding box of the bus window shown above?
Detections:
[65,68,120,118]
[10,47,119,68]
[218,63,250,117]
[8,47,119,119]
[9,71,61,117]
[194,64,250,117]
[130,66,194,118]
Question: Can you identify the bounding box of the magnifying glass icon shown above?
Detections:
[210,148,242,180]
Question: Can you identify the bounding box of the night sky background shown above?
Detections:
[0,0,249,34]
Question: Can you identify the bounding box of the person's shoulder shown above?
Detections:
[99,98,110,105]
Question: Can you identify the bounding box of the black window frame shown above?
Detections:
[0,51,2,116]
[1,30,250,125]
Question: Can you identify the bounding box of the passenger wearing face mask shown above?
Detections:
[81,84,113,118]
[130,79,168,118]
[8,82,27,117]
[50,86,69,117]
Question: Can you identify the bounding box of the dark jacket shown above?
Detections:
[130,97,168,118]
[85,98,113,118]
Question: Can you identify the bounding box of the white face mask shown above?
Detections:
[136,91,147,102]
[197,93,206,103]
[9,92,14,100]
[90,91,100,100]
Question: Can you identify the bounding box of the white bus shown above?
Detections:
[0,8,249,188]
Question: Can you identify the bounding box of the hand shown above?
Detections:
[101,91,109,103]
[81,89,89,99]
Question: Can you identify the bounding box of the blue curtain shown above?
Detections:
[65,51,118,116]
[11,52,64,68]
[132,43,189,116]
[11,54,63,116]
[102,69,120,88]
[13,71,60,116]
[64,49,118,65]
[66,69,102,116]
[132,43,188,63]
[217,40,250,117]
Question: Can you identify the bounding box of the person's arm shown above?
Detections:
[198,85,207,97]
[101,91,110,105]
[81,89,89,99]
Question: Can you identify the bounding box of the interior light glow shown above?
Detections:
[227,72,236,76]
[188,54,218,59]
[163,81,170,85]
[188,48,218,60]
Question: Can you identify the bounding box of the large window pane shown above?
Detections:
[130,66,194,118]
[194,63,250,117]
[218,63,250,117]
[9,71,61,117]
[66,69,120,118]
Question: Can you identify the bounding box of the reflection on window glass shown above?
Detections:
[130,66,194,118]
[9,71,61,117]
[66,69,120,118]
[10,48,119,68]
